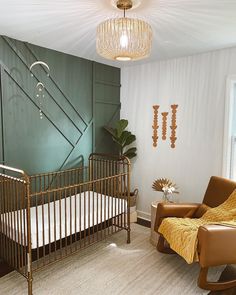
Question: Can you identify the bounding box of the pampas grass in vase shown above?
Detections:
[152,178,179,202]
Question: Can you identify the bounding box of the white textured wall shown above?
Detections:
[233,84,236,134]
[121,47,236,220]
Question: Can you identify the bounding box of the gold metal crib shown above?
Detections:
[0,153,131,295]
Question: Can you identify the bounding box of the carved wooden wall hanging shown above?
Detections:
[161,112,168,140]
[152,105,159,147]
[170,104,178,148]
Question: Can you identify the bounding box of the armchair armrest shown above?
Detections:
[198,224,236,267]
[154,202,200,232]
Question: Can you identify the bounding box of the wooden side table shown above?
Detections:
[150,200,161,246]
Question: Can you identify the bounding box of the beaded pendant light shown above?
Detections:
[96,0,153,61]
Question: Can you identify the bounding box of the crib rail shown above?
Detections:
[0,154,130,295]
[28,154,130,271]
[29,166,88,196]
[0,164,32,292]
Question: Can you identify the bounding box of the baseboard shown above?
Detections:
[136,217,151,228]
[136,210,151,228]
[137,210,151,221]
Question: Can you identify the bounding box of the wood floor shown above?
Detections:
[209,266,236,295]
[0,224,226,295]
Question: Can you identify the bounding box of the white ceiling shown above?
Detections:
[0,0,236,67]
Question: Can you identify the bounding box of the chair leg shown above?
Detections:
[198,267,236,291]
[157,235,175,254]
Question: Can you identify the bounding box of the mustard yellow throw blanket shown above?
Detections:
[158,189,236,264]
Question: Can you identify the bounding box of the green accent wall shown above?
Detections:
[0,36,120,174]
[93,62,121,154]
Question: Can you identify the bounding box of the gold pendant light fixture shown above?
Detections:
[96,0,153,61]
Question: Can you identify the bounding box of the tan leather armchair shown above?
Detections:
[154,176,236,291]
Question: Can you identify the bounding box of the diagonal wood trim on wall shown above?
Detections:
[0,66,4,163]
[0,36,120,174]
[2,66,76,147]
[3,37,86,140]
[24,42,89,129]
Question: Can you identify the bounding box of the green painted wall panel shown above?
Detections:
[93,62,120,154]
[2,73,73,174]
[29,43,93,124]
[95,103,120,153]
[94,62,120,84]
[0,36,120,174]
[62,124,93,170]
[0,68,3,164]
[95,83,120,103]
[0,37,85,145]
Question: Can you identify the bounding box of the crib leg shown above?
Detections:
[28,275,33,295]
[127,228,131,244]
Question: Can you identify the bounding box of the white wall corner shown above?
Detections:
[222,75,236,178]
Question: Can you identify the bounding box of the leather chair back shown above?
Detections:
[203,176,236,208]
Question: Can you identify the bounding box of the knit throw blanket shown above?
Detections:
[158,189,236,264]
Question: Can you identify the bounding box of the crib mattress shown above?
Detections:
[0,191,127,249]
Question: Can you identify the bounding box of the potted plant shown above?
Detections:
[104,119,138,221]
[104,119,137,159]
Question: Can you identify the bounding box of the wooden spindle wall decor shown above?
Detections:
[161,112,168,140]
[152,105,160,147]
[170,104,178,148]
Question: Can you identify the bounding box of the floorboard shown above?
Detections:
[208,265,236,295]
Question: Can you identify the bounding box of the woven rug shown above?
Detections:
[0,224,223,295]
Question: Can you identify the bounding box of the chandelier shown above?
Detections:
[96,0,153,61]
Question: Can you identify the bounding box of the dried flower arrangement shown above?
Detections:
[152,178,179,202]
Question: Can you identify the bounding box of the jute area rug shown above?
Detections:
[0,224,224,295]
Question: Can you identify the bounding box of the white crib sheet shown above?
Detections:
[0,191,127,249]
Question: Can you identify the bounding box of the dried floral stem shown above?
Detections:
[152,178,179,194]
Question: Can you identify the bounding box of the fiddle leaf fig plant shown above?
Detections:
[104,119,137,159]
